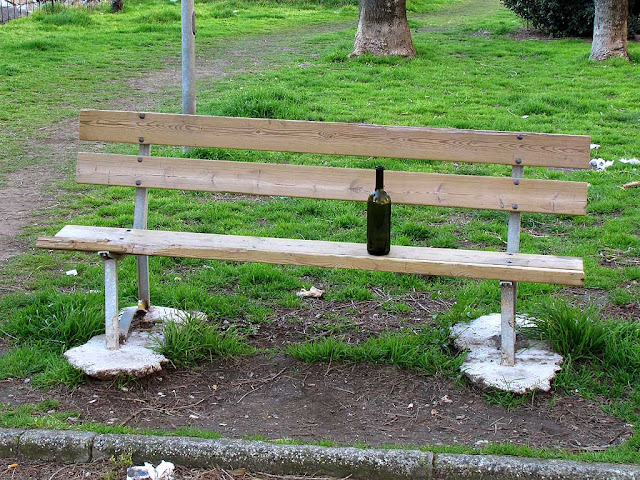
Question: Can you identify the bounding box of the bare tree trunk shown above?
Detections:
[590,0,629,60]
[350,0,416,58]
[111,0,123,11]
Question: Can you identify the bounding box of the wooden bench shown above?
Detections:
[37,109,591,366]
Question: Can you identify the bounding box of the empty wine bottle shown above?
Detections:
[367,165,391,255]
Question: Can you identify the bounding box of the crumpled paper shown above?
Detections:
[127,461,175,480]
[590,158,614,171]
[620,158,640,165]
[590,157,640,171]
[296,286,325,298]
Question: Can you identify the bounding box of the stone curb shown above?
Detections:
[1,428,639,480]
[434,453,640,480]
[94,433,432,480]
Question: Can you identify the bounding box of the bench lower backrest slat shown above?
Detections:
[77,153,588,215]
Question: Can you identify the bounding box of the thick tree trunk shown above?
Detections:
[111,0,123,12]
[590,0,629,60]
[351,0,416,58]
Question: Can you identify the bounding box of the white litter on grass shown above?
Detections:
[590,157,640,171]
[296,286,325,298]
[590,144,601,150]
[521,115,529,119]
[590,158,615,171]
[65,269,78,276]
[620,158,640,165]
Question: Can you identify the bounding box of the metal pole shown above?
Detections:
[135,143,151,310]
[500,163,524,366]
[181,0,196,116]
[100,252,120,350]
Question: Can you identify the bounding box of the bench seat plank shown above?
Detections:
[77,153,589,215]
[37,226,585,286]
[79,110,592,169]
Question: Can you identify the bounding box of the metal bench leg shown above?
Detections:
[500,163,524,366]
[99,251,122,350]
[500,281,517,366]
[134,143,151,311]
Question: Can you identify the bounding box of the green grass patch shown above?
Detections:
[287,328,465,376]
[31,5,95,27]
[1,291,104,350]
[0,400,76,430]
[156,314,256,367]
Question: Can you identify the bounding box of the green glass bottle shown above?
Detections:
[367,165,391,256]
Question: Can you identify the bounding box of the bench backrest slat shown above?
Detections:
[78,153,588,215]
[79,110,592,170]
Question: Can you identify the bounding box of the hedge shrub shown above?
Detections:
[502,0,640,37]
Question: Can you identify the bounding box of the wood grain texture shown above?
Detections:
[37,226,585,285]
[77,153,589,215]
[79,110,592,169]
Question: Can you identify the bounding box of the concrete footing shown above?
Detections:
[64,332,169,380]
[3,428,640,480]
[64,306,205,379]
[451,314,563,393]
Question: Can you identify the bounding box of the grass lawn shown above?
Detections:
[0,0,639,465]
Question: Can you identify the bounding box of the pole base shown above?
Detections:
[450,314,563,393]
[65,306,207,379]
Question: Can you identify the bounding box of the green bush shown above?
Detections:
[501,0,640,37]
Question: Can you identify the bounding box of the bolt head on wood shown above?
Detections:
[517,134,524,140]
[138,137,144,143]
[139,113,146,119]
[515,158,522,165]
[137,157,143,163]
[512,204,519,210]
[136,180,141,186]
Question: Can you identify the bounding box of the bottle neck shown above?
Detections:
[375,168,384,190]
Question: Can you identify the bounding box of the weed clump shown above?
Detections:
[214,86,306,120]
[1,291,104,352]
[156,315,255,367]
[287,327,465,376]
[524,300,640,400]
[32,5,94,27]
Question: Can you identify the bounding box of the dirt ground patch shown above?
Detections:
[1,292,634,452]
[1,352,632,452]
[231,293,452,349]
[1,291,634,454]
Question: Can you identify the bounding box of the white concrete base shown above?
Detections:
[143,306,207,324]
[64,332,168,380]
[451,314,563,394]
[65,306,206,379]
